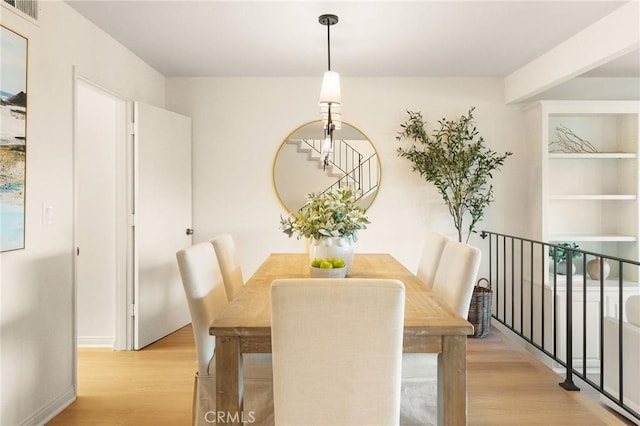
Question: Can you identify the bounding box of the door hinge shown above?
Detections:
[129,214,136,227]
[128,121,138,136]
[128,303,137,318]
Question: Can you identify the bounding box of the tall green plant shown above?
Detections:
[396,108,512,243]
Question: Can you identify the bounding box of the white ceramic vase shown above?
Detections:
[309,236,355,273]
[587,257,610,280]
[556,260,575,275]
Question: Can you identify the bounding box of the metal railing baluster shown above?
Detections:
[619,261,624,406]
[599,256,605,391]
[520,239,524,333]
[530,241,534,341]
[541,243,546,350]
[479,230,639,422]
[511,237,515,326]
[503,236,507,322]
[582,256,587,378]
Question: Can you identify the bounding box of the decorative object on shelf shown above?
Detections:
[548,124,597,153]
[587,256,611,281]
[279,189,370,272]
[549,242,582,275]
[396,107,512,243]
[318,14,341,170]
[556,261,574,275]
[468,278,492,338]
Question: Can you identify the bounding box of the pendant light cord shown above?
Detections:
[327,23,331,71]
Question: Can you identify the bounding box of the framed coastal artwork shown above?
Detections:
[0,25,27,252]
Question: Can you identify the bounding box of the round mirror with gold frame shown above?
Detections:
[273,121,381,213]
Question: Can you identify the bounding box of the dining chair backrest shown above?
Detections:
[270,278,405,426]
[210,234,244,301]
[176,242,228,376]
[431,240,482,318]
[416,232,449,288]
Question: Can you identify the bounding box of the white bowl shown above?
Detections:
[309,266,347,278]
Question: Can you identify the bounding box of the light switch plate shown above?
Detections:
[42,204,54,225]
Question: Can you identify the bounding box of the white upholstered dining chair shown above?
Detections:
[401,238,481,425]
[176,242,229,425]
[177,242,273,426]
[431,239,482,318]
[416,232,450,288]
[210,233,244,301]
[271,278,406,426]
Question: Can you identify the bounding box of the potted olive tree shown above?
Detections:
[396,108,512,243]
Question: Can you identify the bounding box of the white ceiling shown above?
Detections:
[65,0,639,79]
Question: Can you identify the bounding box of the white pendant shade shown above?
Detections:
[320,104,341,129]
[320,104,341,116]
[319,71,341,106]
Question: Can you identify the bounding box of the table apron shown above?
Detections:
[240,337,272,353]
[230,335,446,354]
[403,335,443,353]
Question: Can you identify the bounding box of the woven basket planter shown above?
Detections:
[467,278,492,338]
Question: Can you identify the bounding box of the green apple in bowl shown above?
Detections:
[319,260,334,269]
[309,257,347,278]
[331,258,346,268]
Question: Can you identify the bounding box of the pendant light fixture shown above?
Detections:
[318,14,341,169]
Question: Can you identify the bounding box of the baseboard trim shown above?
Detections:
[20,387,75,426]
[600,391,640,423]
[77,336,115,348]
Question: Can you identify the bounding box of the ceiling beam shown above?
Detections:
[504,1,639,104]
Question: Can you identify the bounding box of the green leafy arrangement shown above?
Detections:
[396,108,512,243]
[279,189,370,241]
[549,242,582,263]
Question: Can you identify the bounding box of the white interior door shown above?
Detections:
[134,101,192,349]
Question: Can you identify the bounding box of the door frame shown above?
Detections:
[72,70,134,354]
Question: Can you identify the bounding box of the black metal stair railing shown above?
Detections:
[300,138,362,177]
[321,153,379,202]
[299,138,378,204]
[480,230,640,423]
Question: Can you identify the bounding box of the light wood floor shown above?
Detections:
[49,325,633,425]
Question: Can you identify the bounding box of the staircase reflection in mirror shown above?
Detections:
[273,121,381,213]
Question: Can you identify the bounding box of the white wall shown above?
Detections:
[0,2,165,424]
[166,77,528,279]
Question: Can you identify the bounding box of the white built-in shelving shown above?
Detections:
[520,101,640,374]
[524,101,640,274]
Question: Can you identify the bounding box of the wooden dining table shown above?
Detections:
[209,253,474,425]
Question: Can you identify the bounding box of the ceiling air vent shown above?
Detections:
[3,0,38,20]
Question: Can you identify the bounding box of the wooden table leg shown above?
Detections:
[215,336,243,426]
[438,335,467,426]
